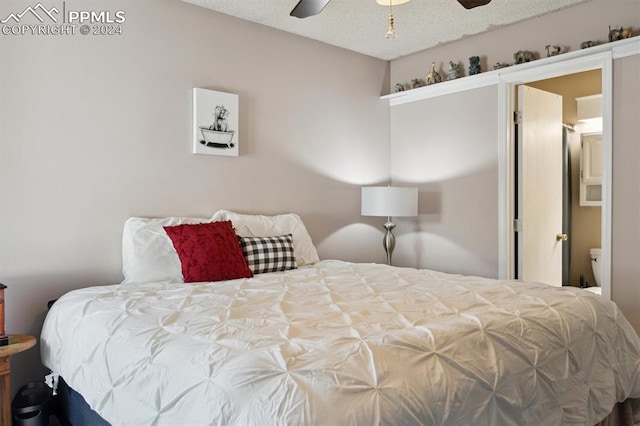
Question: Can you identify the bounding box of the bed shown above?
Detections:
[41,211,640,425]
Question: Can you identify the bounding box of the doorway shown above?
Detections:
[497,51,612,299]
[523,70,603,289]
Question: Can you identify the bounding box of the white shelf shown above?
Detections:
[382,37,640,107]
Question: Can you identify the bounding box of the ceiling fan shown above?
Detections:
[290,0,492,19]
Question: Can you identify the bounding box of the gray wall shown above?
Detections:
[612,54,640,333]
[390,86,499,278]
[0,0,390,393]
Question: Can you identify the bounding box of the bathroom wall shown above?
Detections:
[526,70,602,287]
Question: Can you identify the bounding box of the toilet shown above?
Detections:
[585,248,602,294]
[590,248,602,287]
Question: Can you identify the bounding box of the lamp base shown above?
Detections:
[383,220,396,265]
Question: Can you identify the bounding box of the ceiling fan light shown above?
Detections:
[385,14,396,39]
[376,0,411,5]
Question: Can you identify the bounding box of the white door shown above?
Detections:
[517,85,564,286]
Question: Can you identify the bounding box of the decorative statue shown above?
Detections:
[395,83,405,92]
[608,25,623,42]
[425,62,442,85]
[545,45,562,57]
[513,50,535,64]
[447,61,461,80]
[411,78,424,89]
[580,40,598,49]
[622,28,633,38]
[469,56,481,75]
[492,62,511,70]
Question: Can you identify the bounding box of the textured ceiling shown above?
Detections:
[182,0,590,60]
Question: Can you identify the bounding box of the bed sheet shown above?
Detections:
[41,260,640,425]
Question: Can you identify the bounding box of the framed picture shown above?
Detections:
[192,88,239,156]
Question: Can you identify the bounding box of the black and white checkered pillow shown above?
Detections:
[239,234,297,274]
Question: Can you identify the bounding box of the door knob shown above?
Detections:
[556,233,568,242]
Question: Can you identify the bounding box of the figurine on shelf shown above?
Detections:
[425,62,442,85]
[622,28,633,38]
[545,45,562,57]
[395,83,405,92]
[469,56,481,75]
[492,62,511,70]
[580,40,598,49]
[447,61,461,80]
[411,78,424,89]
[609,25,623,42]
[514,50,535,64]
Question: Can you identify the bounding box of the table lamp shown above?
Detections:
[361,186,418,265]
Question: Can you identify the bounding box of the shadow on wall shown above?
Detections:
[417,188,441,215]
[395,167,499,278]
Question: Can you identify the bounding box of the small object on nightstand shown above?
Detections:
[0,284,7,347]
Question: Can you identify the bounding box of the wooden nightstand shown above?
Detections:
[0,335,37,425]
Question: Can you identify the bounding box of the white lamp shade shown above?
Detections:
[361,186,418,217]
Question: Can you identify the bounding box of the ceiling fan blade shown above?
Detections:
[457,0,492,9]
[290,0,332,18]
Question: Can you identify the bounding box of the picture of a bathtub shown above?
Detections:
[193,89,239,157]
[199,127,235,148]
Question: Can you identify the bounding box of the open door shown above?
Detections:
[516,85,563,286]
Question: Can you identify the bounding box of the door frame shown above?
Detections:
[497,51,613,299]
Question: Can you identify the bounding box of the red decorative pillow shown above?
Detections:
[163,221,253,283]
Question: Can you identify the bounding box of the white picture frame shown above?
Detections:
[192,88,239,157]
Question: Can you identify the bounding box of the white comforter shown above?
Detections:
[41,260,640,425]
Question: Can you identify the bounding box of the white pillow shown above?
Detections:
[211,210,319,266]
[121,216,209,284]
